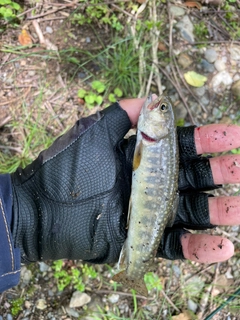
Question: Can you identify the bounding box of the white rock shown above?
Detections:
[46,26,53,34]
[210,70,233,93]
[214,59,226,72]
[188,299,198,313]
[36,298,47,310]
[229,46,240,60]
[69,291,91,308]
[108,293,120,304]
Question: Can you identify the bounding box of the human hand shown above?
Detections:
[11,97,240,265]
[121,97,240,264]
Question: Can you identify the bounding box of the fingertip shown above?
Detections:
[119,98,145,126]
[181,234,234,263]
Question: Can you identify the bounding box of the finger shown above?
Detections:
[119,94,158,126]
[195,124,240,154]
[209,196,240,225]
[210,154,240,184]
[119,98,146,126]
[176,194,240,228]
[181,233,234,263]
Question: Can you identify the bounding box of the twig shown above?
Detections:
[209,263,220,313]
[16,6,37,18]
[161,289,180,313]
[216,227,240,244]
[0,87,31,106]
[158,65,196,125]
[26,3,76,20]
[173,58,208,114]
[0,116,11,128]
[148,0,162,95]
[167,6,196,125]
[110,3,135,19]
[92,289,152,300]
[44,101,64,130]
[0,145,22,153]
[129,0,149,97]
[32,20,45,44]
[0,53,11,70]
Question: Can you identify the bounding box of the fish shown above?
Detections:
[113,95,179,296]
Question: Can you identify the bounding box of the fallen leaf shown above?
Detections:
[158,42,168,52]
[183,1,202,9]
[184,71,207,87]
[172,310,192,320]
[18,29,32,46]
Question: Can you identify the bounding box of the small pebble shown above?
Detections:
[169,5,185,16]
[199,59,215,73]
[28,70,35,77]
[212,107,223,119]
[36,298,47,310]
[229,45,240,60]
[108,293,119,304]
[214,59,226,72]
[65,307,80,318]
[188,299,198,313]
[46,26,53,34]
[231,79,240,99]
[39,262,50,272]
[6,314,13,320]
[78,72,86,79]
[86,37,91,43]
[178,53,193,69]
[204,48,217,63]
[193,86,206,97]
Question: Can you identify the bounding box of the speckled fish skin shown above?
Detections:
[113,95,179,295]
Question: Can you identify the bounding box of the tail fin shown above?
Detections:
[113,270,148,297]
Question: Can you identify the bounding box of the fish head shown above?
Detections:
[138,95,174,144]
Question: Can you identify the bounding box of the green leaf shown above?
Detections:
[85,94,96,105]
[11,2,20,10]
[184,71,207,87]
[108,93,116,103]
[77,88,87,98]
[91,80,106,93]
[0,0,12,4]
[114,87,123,97]
[95,95,103,105]
[68,57,80,64]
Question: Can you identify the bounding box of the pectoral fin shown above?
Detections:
[133,139,143,171]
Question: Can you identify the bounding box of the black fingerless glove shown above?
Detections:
[11,103,135,264]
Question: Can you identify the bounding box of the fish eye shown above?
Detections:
[160,103,169,112]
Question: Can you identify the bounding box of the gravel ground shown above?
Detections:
[0,1,240,319]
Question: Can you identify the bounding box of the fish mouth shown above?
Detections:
[141,131,156,142]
